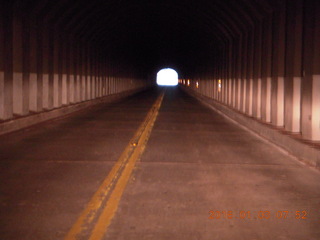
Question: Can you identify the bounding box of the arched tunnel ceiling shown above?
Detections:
[15,0,282,78]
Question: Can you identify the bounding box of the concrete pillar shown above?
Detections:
[231,40,236,108]
[36,22,44,111]
[227,39,233,106]
[94,62,98,98]
[91,56,95,98]
[236,36,242,110]
[0,2,14,120]
[86,45,91,100]
[253,22,262,119]
[61,33,67,105]
[22,13,30,115]
[284,0,303,133]
[74,41,80,103]
[57,31,63,107]
[246,30,254,116]
[47,28,54,109]
[211,79,214,99]
[214,79,217,100]
[95,59,99,97]
[232,78,236,108]
[98,60,102,97]
[241,34,248,113]
[53,28,60,108]
[271,4,286,127]
[68,35,75,103]
[80,39,85,101]
[107,75,110,95]
[311,0,320,140]
[261,15,273,123]
[42,26,50,109]
[301,0,320,141]
[102,58,106,96]
[29,20,38,112]
[112,76,115,94]
[13,10,28,115]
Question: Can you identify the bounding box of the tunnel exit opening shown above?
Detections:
[156,68,178,86]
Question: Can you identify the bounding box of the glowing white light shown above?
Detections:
[156,68,178,86]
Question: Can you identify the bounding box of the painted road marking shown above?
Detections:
[64,92,164,240]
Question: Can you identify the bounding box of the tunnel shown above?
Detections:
[0,0,320,239]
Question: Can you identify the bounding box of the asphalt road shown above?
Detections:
[0,87,319,240]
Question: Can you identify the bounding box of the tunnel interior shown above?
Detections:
[0,0,320,142]
[1,1,320,239]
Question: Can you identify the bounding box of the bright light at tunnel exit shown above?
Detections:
[156,68,178,86]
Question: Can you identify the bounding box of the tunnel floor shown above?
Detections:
[0,87,320,240]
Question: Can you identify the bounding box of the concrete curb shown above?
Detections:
[182,87,320,168]
[0,88,147,136]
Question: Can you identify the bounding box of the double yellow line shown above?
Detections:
[64,92,165,240]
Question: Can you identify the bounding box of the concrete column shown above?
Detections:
[22,13,30,115]
[227,41,233,106]
[91,52,97,99]
[29,20,38,112]
[57,31,63,107]
[47,28,54,109]
[86,45,91,100]
[98,60,102,97]
[94,55,98,97]
[228,47,232,104]
[271,4,286,127]
[284,0,303,133]
[61,33,67,105]
[53,28,60,108]
[0,4,4,119]
[81,39,86,101]
[311,0,320,140]
[36,22,43,111]
[74,41,80,102]
[91,57,96,99]
[253,22,262,119]
[261,15,273,123]
[0,2,14,120]
[236,36,242,110]
[41,26,50,109]
[211,79,214,99]
[102,58,106,96]
[106,75,110,95]
[246,30,254,116]
[68,35,75,103]
[111,76,115,94]
[75,39,81,102]
[230,40,236,108]
[13,10,25,115]
[312,75,320,140]
[106,66,110,95]
[232,78,236,108]
[301,0,320,141]
[241,34,247,113]
[95,59,99,97]
[73,40,78,103]
[214,79,217,100]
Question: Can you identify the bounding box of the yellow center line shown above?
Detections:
[64,92,165,240]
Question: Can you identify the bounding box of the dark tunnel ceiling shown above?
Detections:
[16,0,280,78]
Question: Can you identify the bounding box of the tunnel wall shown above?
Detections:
[182,0,320,143]
[0,2,151,135]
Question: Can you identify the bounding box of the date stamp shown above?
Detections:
[208,210,307,220]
